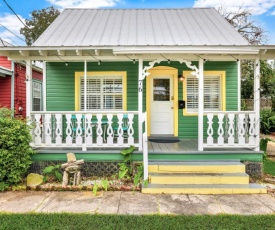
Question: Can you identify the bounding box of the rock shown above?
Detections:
[27,173,44,187]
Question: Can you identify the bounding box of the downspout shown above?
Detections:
[11,61,15,117]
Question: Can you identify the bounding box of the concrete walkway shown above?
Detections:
[1,191,275,215]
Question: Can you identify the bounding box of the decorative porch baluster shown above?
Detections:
[65,114,73,145]
[117,114,124,145]
[107,114,114,145]
[34,114,42,145]
[44,114,52,145]
[238,113,246,145]
[249,113,256,146]
[227,113,235,145]
[55,114,62,145]
[127,113,134,145]
[85,114,93,146]
[206,113,214,145]
[96,114,103,145]
[75,114,83,146]
[217,113,224,145]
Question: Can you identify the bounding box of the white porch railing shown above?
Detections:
[30,111,139,150]
[204,111,258,148]
[142,112,148,181]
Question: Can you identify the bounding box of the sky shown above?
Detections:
[0,0,275,46]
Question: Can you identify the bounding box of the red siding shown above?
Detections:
[0,58,43,118]
[0,76,11,108]
[0,56,11,69]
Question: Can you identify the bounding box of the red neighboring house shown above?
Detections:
[0,39,43,117]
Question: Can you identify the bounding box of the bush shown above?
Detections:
[0,108,35,188]
[260,109,275,134]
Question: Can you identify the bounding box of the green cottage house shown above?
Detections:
[2,8,275,194]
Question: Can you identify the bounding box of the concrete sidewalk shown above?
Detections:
[1,191,275,215]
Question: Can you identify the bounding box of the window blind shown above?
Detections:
[80,76,123,111]
[186,75,220,113]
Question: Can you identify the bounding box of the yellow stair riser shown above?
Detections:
[142,188,267,194]
[148,165,245,173]
[149,176,249,185]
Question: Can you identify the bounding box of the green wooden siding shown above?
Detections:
[46,61,237,139]
[46,62,139,111]
[32,152,262,162]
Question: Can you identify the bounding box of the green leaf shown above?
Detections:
[143,179,149,187]
[119,169,128,179]
[42,166,55,174]
[120,145,135,156]
[93,183,98,196]
[55,171,63,182]
[134,174,140,187]
[101,179,109,191]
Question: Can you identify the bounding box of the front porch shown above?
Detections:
[31,110,259,152]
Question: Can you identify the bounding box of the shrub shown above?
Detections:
[260,109,275,134]
[0,108,35,188]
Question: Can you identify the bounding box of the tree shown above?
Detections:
[218,6,266,45]
[20,6,60,46]
[219,6,275,109]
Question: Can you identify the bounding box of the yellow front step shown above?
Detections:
[148,163,245,174]
[142,184,267,194]
[149,173,249,185]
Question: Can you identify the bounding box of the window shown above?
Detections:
[184,71,225,114]
[75,72,127,111]
[32,81,42,111]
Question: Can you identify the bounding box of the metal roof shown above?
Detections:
[33,8,249,47]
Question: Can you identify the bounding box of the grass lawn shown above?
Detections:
[0,213,275,230]
[263,158,275,176]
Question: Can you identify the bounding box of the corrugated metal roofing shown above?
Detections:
[34,8,249,47]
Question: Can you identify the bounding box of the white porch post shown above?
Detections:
[43,61,46,111]
[198,58,204,151]
[83,60,87,151]
[84,60,87,111]
[26,59,32,118]
[238,60,241,111]
[254,57,260,151]
[11,62,15,116]
[138,58,143,151]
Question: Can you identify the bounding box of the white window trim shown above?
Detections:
[75,71,127,111]
[32,80,43,111]
[183,71,226,116]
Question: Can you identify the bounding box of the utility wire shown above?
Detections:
[2,0,27,28]
[1,31,20,46]
[0,24,25,42]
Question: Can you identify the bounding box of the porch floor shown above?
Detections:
[34,139,260,154]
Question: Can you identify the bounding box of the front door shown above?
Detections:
[150,76,174,135]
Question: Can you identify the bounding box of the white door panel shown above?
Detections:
[150,76,173,135]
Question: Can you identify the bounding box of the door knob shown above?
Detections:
[171,106,174,109]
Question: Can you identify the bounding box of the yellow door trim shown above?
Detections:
[146,66,178,136]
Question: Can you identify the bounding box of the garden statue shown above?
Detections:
[62,153,84,186]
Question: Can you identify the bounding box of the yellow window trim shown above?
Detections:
[146,66,178,136]
[75,71,127,111]
[182,71,226,116]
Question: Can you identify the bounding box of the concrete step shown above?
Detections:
[142,183,267,194]
[148,161,245,174]
[149,172,249,185]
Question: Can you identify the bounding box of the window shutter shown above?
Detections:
[80,76,123,111]
[186,75,221,113]
[186,77,199,112]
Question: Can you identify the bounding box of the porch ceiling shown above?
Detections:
[0,45,275,61]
